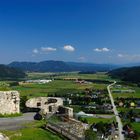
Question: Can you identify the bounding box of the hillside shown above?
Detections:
[108,66,140,83]
[0,64,26,79]
[8,60,117,72]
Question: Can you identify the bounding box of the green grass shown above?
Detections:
[80,117,116,124]
[27,72,112,81]
[112,86,140,98]
[27,72,55,80]
[0,113,22,118]
[118,108,140,113]
[131,122,140,133]
[11,80,108,97]
[54,72,113,81]
[47,115,61,123]
[2,121,62,140]
[68,105,82,113]
[3,128,62,140]
[0,72,111,98]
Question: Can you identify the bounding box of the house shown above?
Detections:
[130,102,136,108]
[26,79,52,84]
[119,101,124,107]
[134,116,140,123]
[137,101,140,108]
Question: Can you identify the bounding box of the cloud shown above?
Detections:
[32,49,39,54]
[94,47,110,52]
[32,47,57,55]
[78,56,86,61]
[63,45,75,52]
[41,47,57,52]
[118,54,124,58]
[117,53,140,61]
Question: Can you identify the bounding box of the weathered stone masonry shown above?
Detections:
[0,91,20,114]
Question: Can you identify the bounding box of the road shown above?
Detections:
[0,113,35,130]
[107,81,124,140]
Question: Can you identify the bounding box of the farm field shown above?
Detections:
[11,72,109,98]
[11,80,107,97]
[27,72,111,81]
[112,86,140,98]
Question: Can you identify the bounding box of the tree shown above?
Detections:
[20,96,28,112]
[82,118,88,124]
[85,129,97,140]
[96,121,106,134]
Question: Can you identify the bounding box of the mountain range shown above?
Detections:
[8,60,118,72]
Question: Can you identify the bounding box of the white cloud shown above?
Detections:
[102,48,110,52]
[117,53,140,61]
[118,54,124,58]
[78,56,86,61]
[94,47,110,52]
[32,49,39,54]
[63,45,75,52]
[41,47,57,52]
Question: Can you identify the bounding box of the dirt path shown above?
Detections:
[0,113,35,130]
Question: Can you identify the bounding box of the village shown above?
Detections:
[0,73,140,140]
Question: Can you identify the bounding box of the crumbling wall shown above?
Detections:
[58,106,73,118]
[0,91,20,114]
[26,97,63,114]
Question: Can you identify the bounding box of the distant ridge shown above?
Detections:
[0,64,26,79]
[108,66,140,83]
[8,60,118,72]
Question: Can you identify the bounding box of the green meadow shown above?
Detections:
[2,121,63,140]
[11,72,109,98]
[80,117,116,124]
[112,86,140,98]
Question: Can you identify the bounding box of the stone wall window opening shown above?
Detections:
[49,106,52,112]
[37,102,41,107]
[44,101,48,105]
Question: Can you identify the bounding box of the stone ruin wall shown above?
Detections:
[0,91,20,114]
[26,97,73,118]
[26,97,63,114]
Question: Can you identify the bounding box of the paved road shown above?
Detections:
[107,81,124,140]
[0,113,35,130]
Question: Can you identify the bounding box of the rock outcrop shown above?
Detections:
[0,133,9,140]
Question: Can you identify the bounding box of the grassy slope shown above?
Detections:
[2,121,62,140]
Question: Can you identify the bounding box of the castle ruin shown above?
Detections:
[0,91,20,114]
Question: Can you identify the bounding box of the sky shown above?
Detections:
[0,0,140,64]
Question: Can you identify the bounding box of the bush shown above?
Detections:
[85,129,97,140]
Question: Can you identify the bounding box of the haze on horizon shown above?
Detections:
[0,0,140,64]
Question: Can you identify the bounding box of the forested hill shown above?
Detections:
[108,66,140,83]
[8,60,117,72]
[0,64,26,79]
